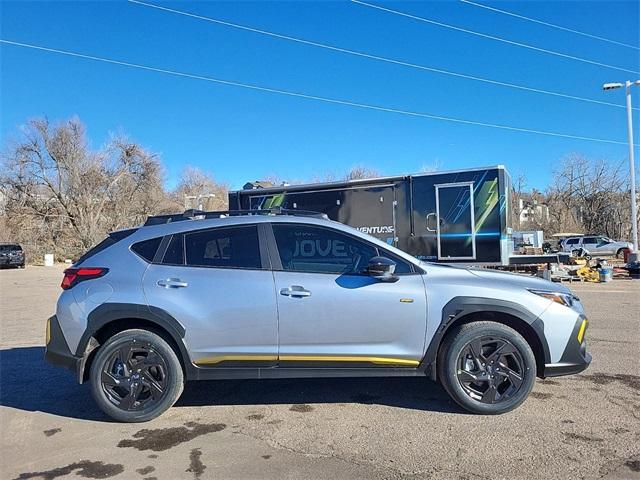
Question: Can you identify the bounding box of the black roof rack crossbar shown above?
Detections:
[144,207,328,226]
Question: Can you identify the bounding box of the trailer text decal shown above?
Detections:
[356,225,395,235]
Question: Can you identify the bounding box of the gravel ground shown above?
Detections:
[0,266,638,480]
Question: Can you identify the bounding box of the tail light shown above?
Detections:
[61,267,108,290]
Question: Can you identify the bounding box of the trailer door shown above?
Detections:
[436,182,476,260]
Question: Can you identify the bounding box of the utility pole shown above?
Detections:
[603,80,640,263]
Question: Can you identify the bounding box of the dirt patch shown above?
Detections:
[608,427,630,434]
[562,420,575,424]
[290,404,314,413]
[147,454,158,459]
[14,460,124,479]
[246,414,264,421]
[136,466,155,475]
[579,373,640,390]
[540,379,560,386]
[563,432,604,443]
[626,459,640,472]
[43,428,61,437]
[118,422,226,452]
[262,455,271,460]
[531,392,553,400]
[186,448,206,479]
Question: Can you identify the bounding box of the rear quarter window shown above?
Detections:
[76,228,138,264]
[131,237,163,262]
[162,234,185,265]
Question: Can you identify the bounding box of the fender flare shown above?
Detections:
[76,303,194,381]
[420,296,551,375]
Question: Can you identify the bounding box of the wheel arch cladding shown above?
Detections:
[77,303,193,382]
[423,297,550,377]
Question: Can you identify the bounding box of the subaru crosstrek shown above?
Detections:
[45,210,591,422]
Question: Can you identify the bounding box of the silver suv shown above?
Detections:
[45,210,591,422]
[561,235,632,257]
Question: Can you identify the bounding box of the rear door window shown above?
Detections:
[185,225,262,269]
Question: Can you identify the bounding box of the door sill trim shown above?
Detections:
[188,366,425,381]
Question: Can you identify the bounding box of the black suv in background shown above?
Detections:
[0,244,25,268]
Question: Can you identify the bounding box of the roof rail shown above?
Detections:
[143,207,328,226]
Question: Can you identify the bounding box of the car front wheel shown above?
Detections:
[437,321,536,415]
[89,329,184,422]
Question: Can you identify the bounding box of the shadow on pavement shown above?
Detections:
[0,346,107,421]
[178,376,461,414]
[0,347,462,421]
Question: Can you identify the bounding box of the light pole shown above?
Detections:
[603,80,640,262]
[184,193,216,211]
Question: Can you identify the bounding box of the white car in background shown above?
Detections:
[561,235,632,257]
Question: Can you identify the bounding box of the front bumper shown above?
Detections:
[543,315,591,377]
[45,315,83,378]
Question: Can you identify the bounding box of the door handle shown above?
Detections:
[157,278,188,288]
[280,286,311,298]
[426,213,437,232]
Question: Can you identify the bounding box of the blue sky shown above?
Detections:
[1,0,639,191]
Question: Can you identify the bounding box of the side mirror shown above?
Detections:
[368,256,399,283]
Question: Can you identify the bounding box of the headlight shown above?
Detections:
[528,289,578,308]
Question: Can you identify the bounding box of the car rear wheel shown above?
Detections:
[90,329,184,422]
[437,321,536,415]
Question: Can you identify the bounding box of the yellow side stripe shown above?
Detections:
[577,319,588,343]
[195,355,419,367]
[279,355,419,366]
[196,355,278,365]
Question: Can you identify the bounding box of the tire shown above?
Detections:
[90,329,184,422]
[437,321,536,415]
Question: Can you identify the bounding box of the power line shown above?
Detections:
[350,0,640,75]
[1,39,636,147]
[128,0,635,111]
[459,0,640,51]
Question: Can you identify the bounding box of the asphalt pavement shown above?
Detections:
[1,266,638,479]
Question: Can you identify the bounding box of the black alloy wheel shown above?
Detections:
[90,329,184,422]
[437,321,536,415]
[101,341,168,411]
[455,336,524,404]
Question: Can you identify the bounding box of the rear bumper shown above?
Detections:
[45,315,82,377]
[0,257,24,266]
[543,315,591,378]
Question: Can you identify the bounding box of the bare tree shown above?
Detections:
[514,154,637,241]
[549,153,627,237]
[0,117,167,259]
[173,166,228,211]
[344,165,380,181]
